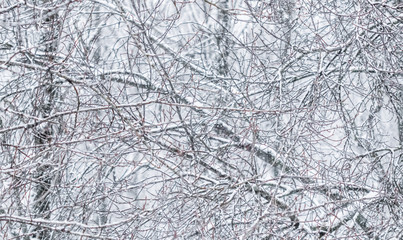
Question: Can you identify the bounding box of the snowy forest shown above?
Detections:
[0,0,402,239]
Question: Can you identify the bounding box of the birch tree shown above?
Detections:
[0,0,402,239]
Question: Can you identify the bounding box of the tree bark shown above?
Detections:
[32,1,60,239]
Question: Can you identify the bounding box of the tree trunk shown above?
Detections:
[32,1,60,239]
